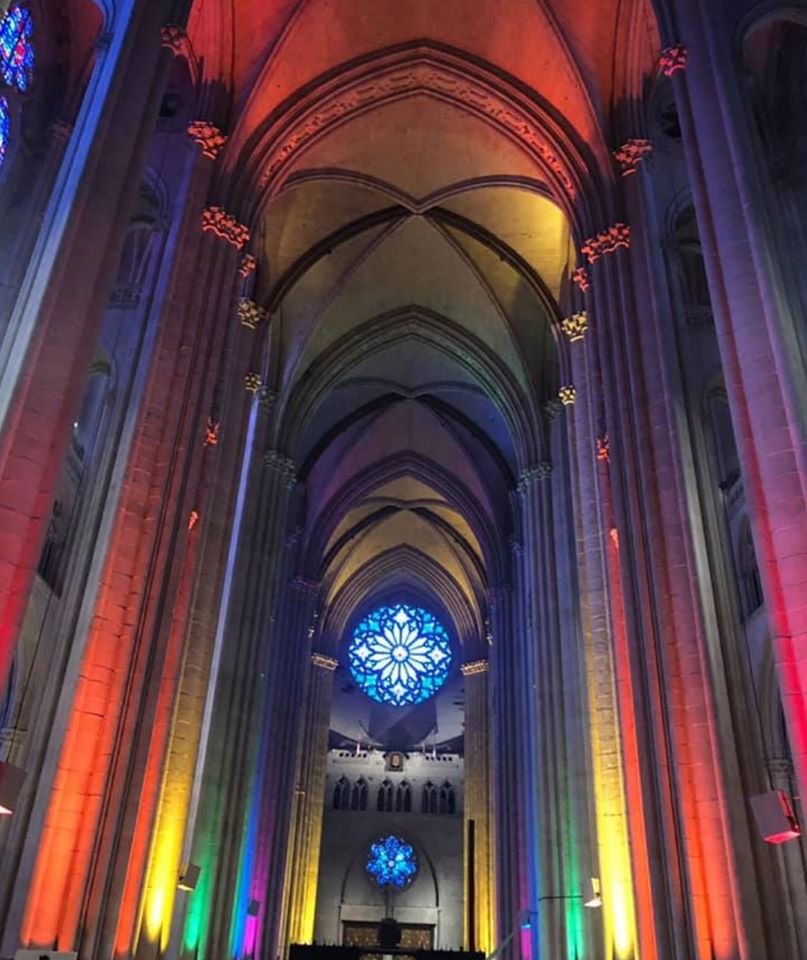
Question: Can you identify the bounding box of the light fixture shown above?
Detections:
[247,899,260,917]
[178,863,201,891]
[0,761,26,815]
[750,791,801,844]
[584,877,602,909]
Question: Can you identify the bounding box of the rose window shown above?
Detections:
[366,835,418,890]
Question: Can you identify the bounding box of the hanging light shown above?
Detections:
[0,761,25,815]
[178,863,201,891]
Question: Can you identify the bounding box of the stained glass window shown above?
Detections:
[0,97,9,169]
[366,836,418,890]
[348,603,452,707]
[0,5,34,93]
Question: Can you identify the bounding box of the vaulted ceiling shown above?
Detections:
[187,0,661,685]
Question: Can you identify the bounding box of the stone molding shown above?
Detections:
[581,223,631,263]
[561,311,588,342]
[659,44,688,77]
[613,138,653,176]
[187,121,228,160]
[238,298,267,331]
[461,659,489,677]
[311,652,338,671]
[201,206,250,250]
[257,57,576,198]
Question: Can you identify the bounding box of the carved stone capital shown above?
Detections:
[188,121,228,160]
[561,311,588,342]
[581,223,631,264]
[237,298,267,331]
[204,418,220,447]
[244,372,262,395]
[311,652,339,671]
[160,25,187,54]
[201,206,250,250]
[558,385,576,406]
[543,399,565,421]
[572,266,590,293]
[518,462,552,496]
[613,138,653,176]
[264,450,297,486]
[239,253,257,278]
[461,659,489,677]
[659,44,688,77]
[596,434,610,462]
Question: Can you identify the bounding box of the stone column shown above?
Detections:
[0,0,177,688]
[284,652,338,947]
[462,659,494,955]
[661,8,807,807]
[186,443,297,960]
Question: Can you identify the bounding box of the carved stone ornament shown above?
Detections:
[201,206,250,250]
[187,121,228,160]
[596,434,610,462]
[263,450,297,486]
[561,311,588,342]
[572,266,590,293]
[238,298,267,331]
[558,385,577,406]
[239,253,257,278]
[518,462,553,494]
[160,25,187,54]
[204,418,220,447]
[461,660,489,677]
[581,223,631,264]
[311,652,338,671]
[244,372,263,394]
[659,44,688,77]
[258,58,576,198]
[613,138,653,176]
[188,510,200,531]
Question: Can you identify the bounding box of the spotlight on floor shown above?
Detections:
[178,863,201,891]
[750,791,801,844]
[584,877,602,909]
[0,761,26,815]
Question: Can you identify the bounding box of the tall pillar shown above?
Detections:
[285,652,338,947]
[13,148,249,955]
[462,659,494,955]
[660,5,807,806]
[0,0,177,688]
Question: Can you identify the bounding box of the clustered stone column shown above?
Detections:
[462,659,494,954]
[284,652,339,948]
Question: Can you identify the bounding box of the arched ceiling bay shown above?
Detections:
[189,0,662,665]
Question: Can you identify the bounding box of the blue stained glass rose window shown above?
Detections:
[366,835,418,890]
[348,603,452,707]
[0,5,34,93]
[0,97,8,168]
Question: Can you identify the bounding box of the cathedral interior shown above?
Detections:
[0,1,807,959]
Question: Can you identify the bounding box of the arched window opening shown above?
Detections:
[333,776,350,811]
[421,781,437,814]
[439,781,456,815]
[395,781,411,813]
[673,209,713,328]
[351,777,368,811]
[0,4,34,93]
[377,779,393,812]
[738,524,764,618]
[706,391,740,489]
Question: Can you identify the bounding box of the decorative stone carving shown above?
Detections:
[596,434,610,462]
[311,652,338,671]
[244,372,262,394]
[264,450,297,488]
[659,45,688,77]
[239,253,257,278]
[187,121,227,160]
[188,510,200,531]
[201,206,250,250]
[558,385,576,406]
[581,224,631,263]
[613,138,653,176]
[561,311,588,342]
[258,60,576,198]
[160,25,187,54]
[238,298,267,331]
[572,266,590,293]
[204,418,220,447]
[461,660,489,677]
[518,462,553,494]
[543,399,565,421]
